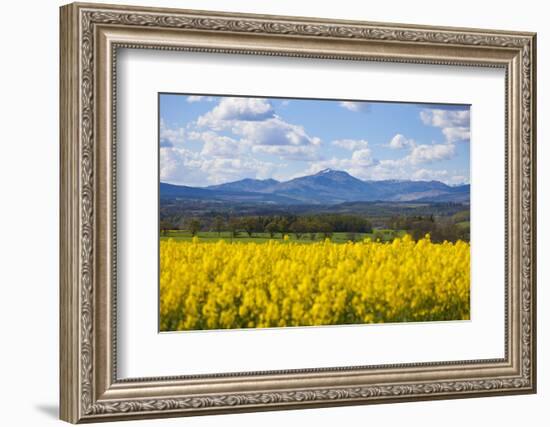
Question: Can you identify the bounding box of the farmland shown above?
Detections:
[160,230,404,244]
[160,235,470,331]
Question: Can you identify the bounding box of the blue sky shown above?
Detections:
[159,94,470,187]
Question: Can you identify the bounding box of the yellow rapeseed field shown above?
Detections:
[160,235,470,331]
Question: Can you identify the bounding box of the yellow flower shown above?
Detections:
[159,237,470,331]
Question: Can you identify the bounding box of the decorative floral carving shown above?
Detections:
[80,10,95,413]
[86,10,530,48]
[78,8,534,417]
[86,377,530,415]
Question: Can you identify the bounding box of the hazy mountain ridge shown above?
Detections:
[207,178,280,193]
[161,169,469,205]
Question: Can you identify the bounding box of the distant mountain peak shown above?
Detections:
[316,168,345,175]
[236,177,279,184]
[222,177,279,184]
[206,177,280,193]
[161,169,469,205]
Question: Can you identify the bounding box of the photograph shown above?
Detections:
[158,94,471,332]
[58,3,536,422]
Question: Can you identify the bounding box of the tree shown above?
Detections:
[290,218,307,240]
[327,214,372,233]
[305,218,320,241]
[159,220,174,236]
[431,223,469,243]
[265,221,279,239]
[242,217,259,237]
[318,221,333,239]
[186,218,201,237]
[213,215,225,236]
[228,217,241,238]
[409,219,436,241]
[278,217,291,238]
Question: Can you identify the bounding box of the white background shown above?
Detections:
[0,0,546,426]
[118,50,504,377]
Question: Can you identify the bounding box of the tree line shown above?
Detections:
[160,213,469,243]
[387,215,469,243]
[160,214,373,240]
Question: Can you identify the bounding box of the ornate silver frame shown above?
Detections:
[60,2,537,423]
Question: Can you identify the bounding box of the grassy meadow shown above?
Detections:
[159,230,405,244]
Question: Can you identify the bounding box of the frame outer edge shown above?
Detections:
[68,1,537,37]
[59,2,537,422]
[60,3,81,424]
[529,33,537,393]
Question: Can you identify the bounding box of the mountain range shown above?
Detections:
[160,169,470,205]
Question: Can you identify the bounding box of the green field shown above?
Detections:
[160,230,405,244]
[455,221,470,230]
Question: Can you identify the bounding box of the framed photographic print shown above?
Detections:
[60,2,537,423]
[158,94,472,333]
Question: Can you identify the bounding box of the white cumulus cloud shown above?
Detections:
[388,134,415,150]
[232,117,321,148]
[187,95,216,103]
[160,146,203,183]
[187,95,204,103]
[160,119,185,147]
[339,101,370,113]
[412,168,449,181]
[442,126,470,143]
[350,148,376,167]
[420,108,470,143]
[304,138,457,183]
[407,143,456,165]
[305,148,376,177]
[160,145,276,186]
[197,97,274,127]
[189,131,243,159]
[193,97,322,161]
[420,109,470,127]
[199,157,276,184]
[332,139,369,151]
[252,145,320,161]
